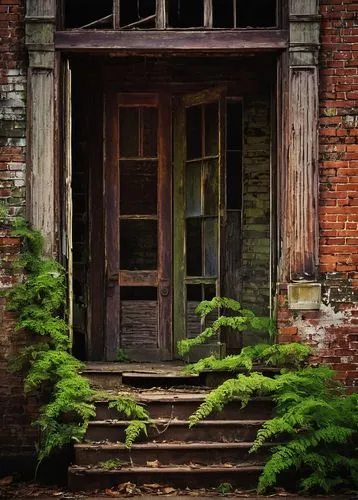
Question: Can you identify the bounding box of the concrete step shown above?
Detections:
[75,441,270,466]
[85,419,265,443]
[83,362,281,390]
[68,463,264,491]
[82,362,201,390]
[94,393,275,421]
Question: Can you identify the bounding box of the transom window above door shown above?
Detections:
[63,0,277,30]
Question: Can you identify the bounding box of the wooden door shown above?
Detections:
[173,88,226,359]
[105,92,172,361]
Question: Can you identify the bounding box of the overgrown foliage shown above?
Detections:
[177,297,274,356]
[184,298,358,493]
[184,342,312,374]
[108,395,151,448]
[7,217,96,464]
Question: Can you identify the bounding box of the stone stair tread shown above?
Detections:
[70,463,264,472]
[88,419,266,426]
[93,392,272,402]
[122,372,199,378]
[76,441,269,450]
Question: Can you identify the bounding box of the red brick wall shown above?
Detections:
[0,0,38,466]
[0,0,26,216]
[277,0,358,391]
[0,231,40,466]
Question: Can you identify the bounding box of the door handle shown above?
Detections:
[108,273,119,283]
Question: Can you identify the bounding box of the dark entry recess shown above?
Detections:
[70,56,274,362]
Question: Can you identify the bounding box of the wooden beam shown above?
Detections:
[55,29,288,53]
[26,0,56,256]
[279,0,320,282]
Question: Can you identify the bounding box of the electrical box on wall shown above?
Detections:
[288,282,321,310]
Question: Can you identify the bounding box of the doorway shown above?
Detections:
[70,56,274,362]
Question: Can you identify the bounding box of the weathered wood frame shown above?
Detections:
[104,92,172,361]
[173,88,225,356]
[278,0,320,282]
[25,0,320,359]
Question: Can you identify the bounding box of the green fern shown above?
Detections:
[250,367,358,493]
[184,302,358,496]
[108,395,150,421]
[7,218,95,464]
[189,372,276,427]
[109,395,151,447]
[124,420,148,448]
[184,343,312,374]
[0,202,8,221]
[260,343,312,368]
[11,217,44,272]
[178,297,275,356]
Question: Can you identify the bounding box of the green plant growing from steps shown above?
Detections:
[188,363,358,493]
[184,342,312,374]
[6,217,96,465]
[217,482,234,494]
[108,395,151,448]
[96,459,130,470]
[177,297,275,357]
[183,296,358,493]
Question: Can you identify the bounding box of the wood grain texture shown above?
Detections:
[88,73,105,360]
[287,67,319,280]
[173,98,186,354]
[104,92,121,360]
[158,93,173,359]
[26,0,55,18]
[121,301,158,348]
[55,29,288,52]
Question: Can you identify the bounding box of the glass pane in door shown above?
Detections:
[117,101,160,355]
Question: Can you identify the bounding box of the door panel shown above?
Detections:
[174,88,226,359]
[105,93,172,361]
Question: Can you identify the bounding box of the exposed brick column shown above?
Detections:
[0,0,26,215]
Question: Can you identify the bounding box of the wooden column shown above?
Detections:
[279,0,320,281]
[25,0,56,256]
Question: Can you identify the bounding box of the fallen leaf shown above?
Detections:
[105,489,121,497]
[163,487,176,494]
[142,483,161,490]
[0,476,13,486]
[146,460,160,468]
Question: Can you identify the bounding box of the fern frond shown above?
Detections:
[109,396,150,421]
[124,420,148,448]
[189,372,276,427]
[261,343,312,368]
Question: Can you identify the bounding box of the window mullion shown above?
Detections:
[114,0,120,28]
[156,0,167,29]
[204,0,213,28]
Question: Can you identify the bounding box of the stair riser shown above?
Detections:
[95,400,275,421]
[86,423,261,443]
[75,446,268,466]
[68,467,262,491]
[85,374,200,390]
